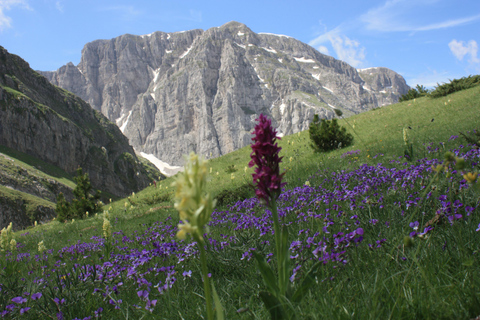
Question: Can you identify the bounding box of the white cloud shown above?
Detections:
[99,5,142,21]
[330,35,366,67]
[188,9,202,22]
[360,0,480,32]
[406,69,452,88]
[309,26,366,67]
[449,39,480,64]
[0,0,30,31]
[317,46,329,55]
[55,1,64,13]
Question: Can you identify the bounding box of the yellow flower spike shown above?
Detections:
[431,164,444,173]
[38,240,47,253]
[10,239,17,251]
[463,172,478,184]
[103,216,112,240]
[173,152,215,241]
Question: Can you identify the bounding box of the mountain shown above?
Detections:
[0,45,157,219]
[41,21,410,166]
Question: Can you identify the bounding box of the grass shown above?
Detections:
[0,145,75,189]
[1,86,480,319]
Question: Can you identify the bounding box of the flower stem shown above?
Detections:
[269,200,287,295]
[197,237,214,320]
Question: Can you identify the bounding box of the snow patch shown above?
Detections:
[165,50,172,54]
[167,34,171,39]
[322,86,334,93]
[280,103,287,114]
[150,93,155,100]
[261,47,277,54]
[139,152,183,177]
[294,57,316,63]
[313,66,319,69]
[357,67,379,72]
[362,86,371,92]
[153,68,161,83]
[237,31,245,36]
[312,73,321,81]
[328,104,336,109]
[258,32,292,38]
[140,32,154,38]
[234,42,246,50]
[254,68,265,83]
[179,45,193,59]
[119,110,133,133]
[278,58,283,63]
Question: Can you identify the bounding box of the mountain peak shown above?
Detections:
[40,23,410,166]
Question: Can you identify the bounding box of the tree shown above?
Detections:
[399,84,429,102]
[309,114,353,153]
[56,167,102,221]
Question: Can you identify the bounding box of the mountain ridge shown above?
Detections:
[41,21,410,166]
[0,46,158,220]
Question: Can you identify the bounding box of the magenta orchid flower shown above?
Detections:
[249,114,286,204]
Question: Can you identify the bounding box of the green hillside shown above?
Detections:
[2,85,480,319]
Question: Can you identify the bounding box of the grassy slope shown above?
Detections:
[4,85,480,319]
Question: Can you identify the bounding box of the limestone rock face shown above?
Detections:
[0,46,155,198]
[41,21,410,165]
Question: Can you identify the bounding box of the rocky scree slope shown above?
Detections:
[0,46,157,206]
[41,21,410,166]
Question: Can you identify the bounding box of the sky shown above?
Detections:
[1,0,480,88]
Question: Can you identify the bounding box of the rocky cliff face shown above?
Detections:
[0,46,156,199]
[41,21,410,166]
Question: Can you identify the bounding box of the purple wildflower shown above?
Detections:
[137,290,149,300]
[12,297,27,304]
[31,292,42,300]
[476,223,480,232]
[249,114,286,204]
[20,307,31,315]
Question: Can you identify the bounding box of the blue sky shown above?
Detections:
[1,0,479,87]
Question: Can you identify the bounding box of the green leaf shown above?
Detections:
[290,260,322,303]
[211,280,224,320]
[253,251,280,295]
[278,225,290,294]
[259,291,286,320]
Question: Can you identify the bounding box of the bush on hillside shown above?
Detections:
[215,183,253,207]
[56,167,102,221]
[460,128,480,148]
[430,75,480,98]
[309,114,353,153]
[399,84,430,102]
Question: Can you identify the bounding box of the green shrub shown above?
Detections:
[460,128,480,148]
[430,75,480,98]
[215,183,253,207]
[399,84,430,102]
[309,114,353,152]
[224,164,238,173]
[55,167,102,221]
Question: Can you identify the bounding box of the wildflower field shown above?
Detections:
[1,86,480,319]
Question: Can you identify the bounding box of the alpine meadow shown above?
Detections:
[1,80,480,319]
